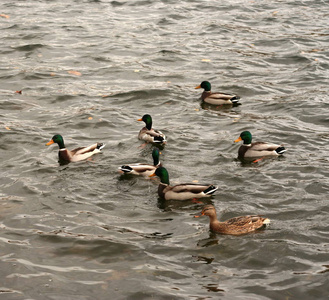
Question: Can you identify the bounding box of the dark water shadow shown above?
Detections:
[196,228,268,248]
[156,197,215,212]
[234,155,286,167]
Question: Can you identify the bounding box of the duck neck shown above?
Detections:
[208,213,219,224]
[160,172,169,185]
[145,120,152,130]
[56,138,66,149]
[152,149,160,166]
[58,141,66,149]
[208,214,222,231]
[243,138,252,145]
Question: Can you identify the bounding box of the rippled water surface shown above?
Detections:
[1,0,329,299]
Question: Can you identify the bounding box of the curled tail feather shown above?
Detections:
[275,146,286,155]
[230,96,240,103]
[97,143,105,150]
[204,185,218,195]
[154,136,165,143]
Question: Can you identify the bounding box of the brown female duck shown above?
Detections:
[194,205,270,235]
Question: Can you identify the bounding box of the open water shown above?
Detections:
[0,0,329,299]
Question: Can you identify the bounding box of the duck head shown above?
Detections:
[46,134,65,149]
[149,166,169,185]
[195,81,211,92]
[234,131,252,145]
[138,114,153,130]
[194,205,217,218]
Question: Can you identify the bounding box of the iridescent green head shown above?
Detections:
[46,134,65,149]
[152,148,161,166]
[153,166,170,185]
[195,81,211,92]
[235,131,252,145]
[138,114,153,130]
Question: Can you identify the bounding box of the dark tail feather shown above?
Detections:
[275,146,286,155]
[97,143,105,150]
[120,165,133,173]
[154,136,165,143]
[230,96,240,103]
[204,185,218,195]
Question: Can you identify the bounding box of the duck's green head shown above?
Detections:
[46,134,65,149]
[195,81,211,92]
[235,131,252,144]
[138,114,152,130]
[152,148,161,166]
[150,166,169,185]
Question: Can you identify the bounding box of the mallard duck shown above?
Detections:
[195,81,240,105]
[137,114,166,145]
[118,148,161,177]
[234,131,286,159]
[149,167,218,200]
[46,134,105,163]
[194,205,270,235]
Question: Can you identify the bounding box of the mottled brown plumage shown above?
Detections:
[194,205,270,235]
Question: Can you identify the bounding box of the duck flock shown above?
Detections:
[46,81,286,236]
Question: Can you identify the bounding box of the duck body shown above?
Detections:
[150,167,218,201]
[138,114,166,145]
[195,81,240,105]
[157,183,218,201]
[118,148,161,177]
[195,205,270,235]
[235,131,286,159]
[46,134,105,163]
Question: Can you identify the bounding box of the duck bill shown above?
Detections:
[194,212,204,218]
[234,137,242,143]
[137,118,143,121]
[149,173,156,177]
[195,84,201,89]
[46,139,54,146]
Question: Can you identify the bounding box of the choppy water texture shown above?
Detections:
[1,0,329,299]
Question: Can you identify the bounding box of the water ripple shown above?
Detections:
[0,0,328,299]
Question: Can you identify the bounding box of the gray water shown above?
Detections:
[0,0,329,299]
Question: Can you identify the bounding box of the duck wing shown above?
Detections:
[208,92,238,100]
[203,91,240,104]
[171,183,217,195]
[119,163,157,176]
[69,143,104,162]
[72,143,98,155]
[221,215,269,235]
[242,141,285,158]
[139,128,166,143]
[225,215,261,226]
[251,142,281,151]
